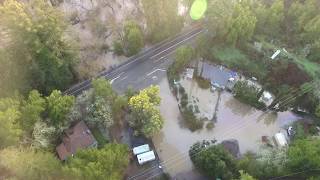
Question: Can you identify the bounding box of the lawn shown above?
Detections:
[211,46,268,79]
[91,127,108,148]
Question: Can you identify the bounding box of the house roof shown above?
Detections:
[56,121,97,160]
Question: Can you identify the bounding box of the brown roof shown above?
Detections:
[56,121,97,160]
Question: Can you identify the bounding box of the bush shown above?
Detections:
[113,41,124,56]
[195,76,211,89]
[233,81,266,109]
[206,122,215,130]
[182,107,203,131]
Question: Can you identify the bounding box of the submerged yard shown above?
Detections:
[153,78,300,179]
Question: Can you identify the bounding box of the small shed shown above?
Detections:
[132,144,150,156]
[137,150,156,165]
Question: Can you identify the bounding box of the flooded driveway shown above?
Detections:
[152,78,300,180]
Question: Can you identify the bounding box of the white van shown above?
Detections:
[132,144,150,156]
[137,150,156,165]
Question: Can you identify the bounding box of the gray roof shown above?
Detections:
[200,62,236,87]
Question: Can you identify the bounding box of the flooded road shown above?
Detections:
[152,78,300,180]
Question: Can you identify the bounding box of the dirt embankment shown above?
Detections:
[59,0,145,80]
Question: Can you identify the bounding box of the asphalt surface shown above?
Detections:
[64,25,203,180]
[64,26,203,96]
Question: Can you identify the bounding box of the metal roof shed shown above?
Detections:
[137,150,156,165]
[132,144,150,156]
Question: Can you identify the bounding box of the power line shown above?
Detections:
[128,81,317,179]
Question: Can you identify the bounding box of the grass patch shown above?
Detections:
[206,121,215,130]
[211,46,268,79]
[91,128,108,148]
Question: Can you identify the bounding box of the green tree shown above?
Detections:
[0,148,68,180]
[239,170,256,180]
[20,90,46,133]
[205,0,234,40]
[254,0,284,39]
[0,0,77,95]
[287,138,320,172]
[227,1,257,46]
[86,96,113,128]
[128,85,163,137]
[173,45,195,72]
[65,143,129,180]
[46,90,75,129]
[123,21,144,56]
[92,78,116,101]
[189,140,238,179]
[0,98,22,148]
[141,0,183,42]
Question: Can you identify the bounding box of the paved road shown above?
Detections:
[64,26,203,96]
[64,25,203,180]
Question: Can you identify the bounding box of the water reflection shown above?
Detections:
[257,112,278,126]
[153,79,300,179]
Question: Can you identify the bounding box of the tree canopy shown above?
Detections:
[65,143,129,180]
[141,0,183,42]
[128,85,163,137]
[189,140,238,179]
[0,0,77,95]
[123,21,144,56]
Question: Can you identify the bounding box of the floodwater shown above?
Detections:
[152,79,300,180]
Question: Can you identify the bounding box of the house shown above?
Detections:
[221,139,240,158]
[132,144,150,156]
[56,121,98,160]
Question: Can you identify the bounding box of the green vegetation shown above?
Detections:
[206,121,214,130]
[123,21,144,56]
[195,76,210,89]
[0,0,77,95]
[189,140,238,179]
[128,85,164,137]
[90,128,108,148]
[233,81,266,110]
[141,0,183,42]
[65,143,129,180]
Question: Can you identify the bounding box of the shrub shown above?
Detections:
[182,107,203,131]
[206,121,215,130]
[233,81,266,109]
[113,41,124,56]
[195,76,211,89]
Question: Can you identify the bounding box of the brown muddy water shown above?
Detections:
[152,79,300,180]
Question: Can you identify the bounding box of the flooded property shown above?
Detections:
[153,78,300,180]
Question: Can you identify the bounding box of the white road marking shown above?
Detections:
[120,76,128,81]
[110,72,125,84]
[117,30,203,70]
[150,30,203,59]
[146,69,167,76]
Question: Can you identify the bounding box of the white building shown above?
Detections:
[132,144,150,156]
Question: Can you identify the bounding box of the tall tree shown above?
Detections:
[205,0,234,40]
[65,143,129,180]
[20,90,46,133]
[46,90,75,129]
[227,1,257,46]
[189,140,239,179]
[287,138,320,172]
[141,0,183,42]
[0,97,22,148]
[128,85,163,137]
[0,0,77,95]
[0,148,69,180]
[91,78,116,101]
[123,21,144,56]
